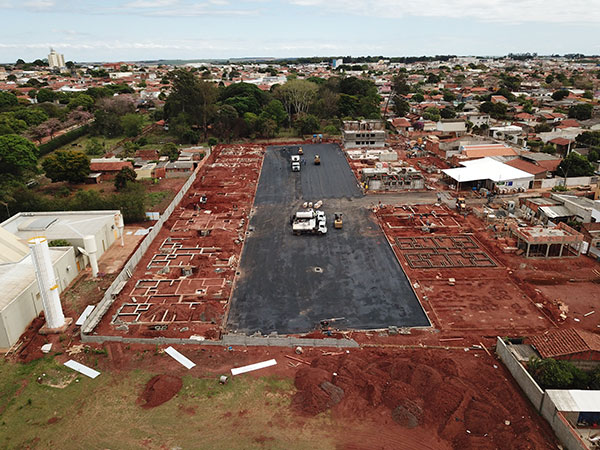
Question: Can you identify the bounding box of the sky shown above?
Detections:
[1,0,599,63]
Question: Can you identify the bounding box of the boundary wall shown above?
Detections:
[496,337,588,450]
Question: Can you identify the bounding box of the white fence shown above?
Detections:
[541,176,598,189]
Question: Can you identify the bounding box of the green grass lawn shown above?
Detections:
[0,358,336,450]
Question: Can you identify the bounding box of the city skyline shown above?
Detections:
[0,0,599,62]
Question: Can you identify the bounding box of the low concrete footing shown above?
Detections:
[39,317,73,335]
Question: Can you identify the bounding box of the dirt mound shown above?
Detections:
[291,349,557,449]
[139,375,182,408]
[391,399,423,428]
[294,367,331,391]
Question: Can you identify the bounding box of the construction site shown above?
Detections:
[5,141,600,449]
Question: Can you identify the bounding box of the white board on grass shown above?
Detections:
[165,346,196,369]
[231,359,277,376]
[64,360,101,379]
[75,305,95,326]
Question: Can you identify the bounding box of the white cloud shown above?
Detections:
[124,0,178,8]
[287,0,600,24]
[23,0,55,10]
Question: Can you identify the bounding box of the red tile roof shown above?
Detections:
[529,329,600,358]
[556,119,580,129]
[89,161,133,172]
[505,158,547,175]
[549,137,573,146]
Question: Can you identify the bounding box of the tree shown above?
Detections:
[411,93,424,103]
[552,90,569,101]
[557,152,595,178]
[392,97,410,117]
[121,113,145,137]
[261,100,287,127]
[443,91,456,102]
[44,118,62,138]
[85,138,104,156]
[545,74,554,84]
[114,167,137,191]
[528,357,588,389]
[67,94,94,111]
[36,88,56,104]
[294,113,320,135]
[440,107,456,119]
[423,107,441,122]
[568,103,593,120]
[14,108,48,126]
[42,150,90,183]
[274,79,318,123]
[0,135,38,179]
[28,123,49,144]
[213,105,239,142]
[159,143,180,162]
[111,182,146,223]
[0,91,18,109]
[164,69,218,138]
[0,113,28,135]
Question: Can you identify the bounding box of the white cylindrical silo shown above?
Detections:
[83,235,99,277]
[28,237,66,330]
[115,212,125,247]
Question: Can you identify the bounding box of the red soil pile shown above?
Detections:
[292,349,556,449]
[139,375,183,408]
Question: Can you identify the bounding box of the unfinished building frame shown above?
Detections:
[511,222,584,258]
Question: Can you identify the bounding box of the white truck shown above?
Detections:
[291,155,301,172]
[291,209,327,235]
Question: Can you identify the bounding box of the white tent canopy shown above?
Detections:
[442,157,534,184]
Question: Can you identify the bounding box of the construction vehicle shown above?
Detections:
[291,155,301,172]
[291,209,327,235]
[456,197,467,212]
[314,154,321,165]
[298,146,303,155]
[333,213,343,229]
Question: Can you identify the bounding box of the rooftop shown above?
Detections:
[0,247,70,311]
[1,211,120,242]
[442,157,533,183]
[529,328,600,359]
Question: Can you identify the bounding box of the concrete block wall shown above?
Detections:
[496,337,544,410]
[540,395,588,450]
[496,337,588,450]
[81,332,359,348]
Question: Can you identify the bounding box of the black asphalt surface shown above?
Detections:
[227,144,430,334]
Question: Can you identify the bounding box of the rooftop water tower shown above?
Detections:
[28,237,70,332]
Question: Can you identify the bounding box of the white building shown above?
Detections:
[0,211,122,349]
[48,48,65,69]
[442,157,534,192]
[0,228,78,349]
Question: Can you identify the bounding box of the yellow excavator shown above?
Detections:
[334,213,343,229]
[456,197,467,212]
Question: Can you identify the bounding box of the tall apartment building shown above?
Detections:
[48,48,65,69]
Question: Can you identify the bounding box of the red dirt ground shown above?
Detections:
[138,374,183,408]
[293,348,556,450]
[48,341,557,449]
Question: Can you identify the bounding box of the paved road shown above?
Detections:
[228,144,430,334]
